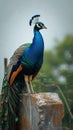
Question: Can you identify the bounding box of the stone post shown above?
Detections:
[19,93,64,130]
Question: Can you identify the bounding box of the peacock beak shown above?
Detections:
[43,25,47,29]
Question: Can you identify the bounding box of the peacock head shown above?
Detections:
[34,22,47,31]
[29,14,47,31]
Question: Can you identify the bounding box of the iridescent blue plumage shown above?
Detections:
[20,29,44,75]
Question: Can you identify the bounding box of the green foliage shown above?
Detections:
[33,34,73,128]
[55,35,73,64]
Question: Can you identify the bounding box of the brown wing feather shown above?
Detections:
[7,44,30,80]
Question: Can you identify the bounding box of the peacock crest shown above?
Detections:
[29,14,40,26]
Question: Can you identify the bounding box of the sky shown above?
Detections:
[0,0,73,91]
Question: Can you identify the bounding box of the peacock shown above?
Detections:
[0,15,47,130]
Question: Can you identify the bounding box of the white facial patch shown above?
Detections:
[36,24,41,28]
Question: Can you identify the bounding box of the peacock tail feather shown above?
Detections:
[0,67,26,130]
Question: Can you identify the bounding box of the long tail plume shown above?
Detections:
[0,68,24,130]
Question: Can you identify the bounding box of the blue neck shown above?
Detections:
[24,29,44,63]
[29,30,44,56]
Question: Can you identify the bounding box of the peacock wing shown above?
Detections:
[7,43,30,83]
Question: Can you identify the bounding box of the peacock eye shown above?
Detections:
[36,24,41,28]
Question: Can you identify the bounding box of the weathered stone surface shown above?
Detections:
[19,93,64,130]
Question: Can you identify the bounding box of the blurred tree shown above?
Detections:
[55,35,73,127]
[33,34,73,128]
[55,35,73,64]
